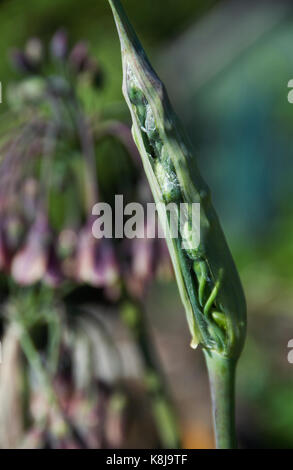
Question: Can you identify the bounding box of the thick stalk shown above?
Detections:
[203,350,237,449]
[121,301,180,449]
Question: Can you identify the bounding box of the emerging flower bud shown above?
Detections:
[107,0,246,359]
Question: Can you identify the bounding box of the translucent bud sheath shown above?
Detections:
[107,0,246,360]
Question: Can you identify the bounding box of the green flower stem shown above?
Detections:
[121,301,181,449]
[203,350,237,449]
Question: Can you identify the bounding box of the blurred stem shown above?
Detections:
[203,350,237,449]
[39,96,59,214]
[18,317,88,448]
[18,321,57,408]
[121,300,181,449]
[50,62,98,211]
[63,79,98,211]
[72,101,99,210]
[47,310,62,376]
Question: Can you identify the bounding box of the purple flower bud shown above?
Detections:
[11,214,50,286]
[69,41,89,73]
[76,225,119,288]
[10,49,36,74]
[50,29,68,60]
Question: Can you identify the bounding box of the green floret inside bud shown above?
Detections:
[128,85,147,126]
[181,221,199,260]
[154,160,181,203]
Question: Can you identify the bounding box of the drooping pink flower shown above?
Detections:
[75,223,119,289]
[11,214,50,285]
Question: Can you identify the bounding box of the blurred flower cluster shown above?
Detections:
[0,31,175,449]
[0,30,172,300]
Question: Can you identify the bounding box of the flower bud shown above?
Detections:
[69,41,89,73]
[50,29,68,60]
[11,215,50,285]
[107,0,246,359]
[10,49,36,74]
[75,224,119,288]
